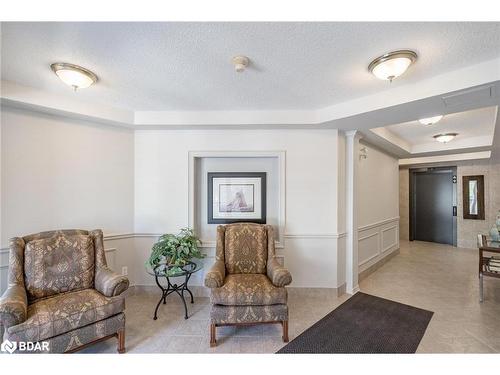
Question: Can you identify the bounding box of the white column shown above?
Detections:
[345,130,361,295]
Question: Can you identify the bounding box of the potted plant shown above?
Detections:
[146,228,205,274]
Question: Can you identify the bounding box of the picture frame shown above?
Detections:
[462,175,485,220]
[207,172,267,224]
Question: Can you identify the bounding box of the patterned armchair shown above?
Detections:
[204,223,292,347]
[0,229,129,353]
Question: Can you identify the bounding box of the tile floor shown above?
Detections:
[81,240,500,353]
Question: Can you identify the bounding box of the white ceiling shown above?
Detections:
[366,105,499,160]
[2,22,500,111]
[384,106,496,145]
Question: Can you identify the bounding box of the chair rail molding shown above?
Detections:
[358,216,400,231]
[188,150,286,248]
[1,229,348,252]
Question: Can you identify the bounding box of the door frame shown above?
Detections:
[409,166,457,246]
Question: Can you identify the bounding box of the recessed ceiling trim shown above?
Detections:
[0,80,133,125]
[399,151,491,166]
[442,85,494,107]
[412,135,492,154]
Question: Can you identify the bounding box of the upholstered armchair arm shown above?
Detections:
[204,260,226,288]
[0,284,28,337]
[267,257,292,287]
[95,267,129,297]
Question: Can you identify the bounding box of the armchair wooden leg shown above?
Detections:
[210,323,217,347]
[117,329,126,353]
[282,320,289,343]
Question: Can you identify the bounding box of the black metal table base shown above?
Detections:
[153,272,194,320]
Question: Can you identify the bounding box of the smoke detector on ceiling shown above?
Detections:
[232,56,250,73]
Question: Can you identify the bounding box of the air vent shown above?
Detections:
[442,85,493,107]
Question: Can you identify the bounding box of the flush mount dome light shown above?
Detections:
[419,115,444,126]
[232,56,250,73]
[368,50,418,81]
[433,133,458,143]
[50,62,98,90]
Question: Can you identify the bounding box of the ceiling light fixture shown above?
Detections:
[419,115,444,126]
[368,50,418,82]
[50,62,98,91]
[433,133,458,143]
[232,56,250,73]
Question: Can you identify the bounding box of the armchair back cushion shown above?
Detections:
[24,233,95,303]
[224,223,268,274]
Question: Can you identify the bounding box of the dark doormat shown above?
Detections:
[277,292,433,354]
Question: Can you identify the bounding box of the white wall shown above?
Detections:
[0,106,135,292]
[1,107,135,239]
[357,143,400,272]
[134,129,342,288]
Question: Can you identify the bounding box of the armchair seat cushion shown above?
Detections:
[210,274,287,306]
[7,289,124,343]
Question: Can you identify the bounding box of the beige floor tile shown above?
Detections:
[173,319,209,336]
[234,324,264,337]
[164,336,204,353]
[417,333,496,353]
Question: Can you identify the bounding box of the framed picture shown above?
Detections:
[462,175,485,220]
[207,172,266,224]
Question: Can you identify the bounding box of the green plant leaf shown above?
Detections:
[145,227,206,269]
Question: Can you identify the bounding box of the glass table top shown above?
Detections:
[146,259,203,278]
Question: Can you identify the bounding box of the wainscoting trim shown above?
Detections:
[358,251,382,267]
[358,231,379,242]
[358,216,400,232]
[357,217,400,270]
[0,232,159,250]
[2,230,348,251]
[381,225,399,254]
[104,233,135,240]
[104,233,160,240]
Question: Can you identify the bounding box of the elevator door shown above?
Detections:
[412,170,455,245]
